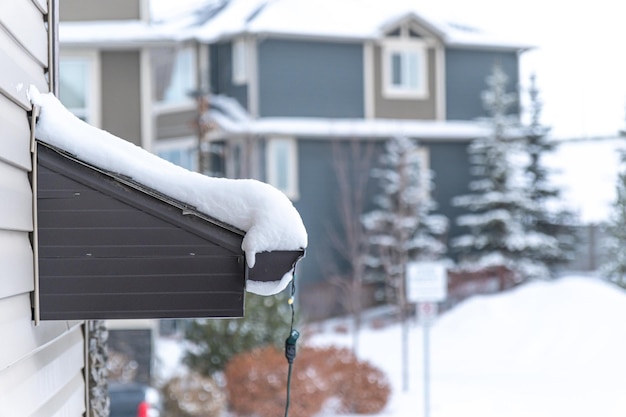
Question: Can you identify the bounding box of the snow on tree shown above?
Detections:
[362,135,447,391]
[520,73,577,271]
[603,146,626,285]
[362,136,447,305]
[452,63,557,280]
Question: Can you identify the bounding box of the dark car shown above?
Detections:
[109,382,162,417]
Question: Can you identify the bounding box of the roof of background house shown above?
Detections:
[61,0,532,50]
[191,0,532,50]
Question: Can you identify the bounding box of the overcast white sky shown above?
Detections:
[437,0,626,140]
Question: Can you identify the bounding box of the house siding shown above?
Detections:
[445,48,520,120]
[156,109,197,140]
[257,38,364,118]
[101,51,143,146]
[424,139,473,244]
[373,46,438,120]
[210,42,248,111]
[293,137,473,317]
[59,0,141,21]
[0,0,85,415]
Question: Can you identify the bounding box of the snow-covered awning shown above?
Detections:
[29,87,307,302]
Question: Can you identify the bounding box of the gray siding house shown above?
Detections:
[56,0,530,318]
[193,0,530,316]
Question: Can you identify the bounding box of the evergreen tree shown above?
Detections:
[452,64,552,279]
[362,135,447,391]
[603,149,626,285]
[362,136,447,306]
[183,291,293,376]
[521,74,576,271]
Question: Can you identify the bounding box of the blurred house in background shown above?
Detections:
[58,0,531,318]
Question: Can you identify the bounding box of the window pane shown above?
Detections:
[158,147,196,171]
[163,48,195,103]
[59,60,88,109]
[406,52,419,89]
[391,53,403,86]
[232,39,247,83]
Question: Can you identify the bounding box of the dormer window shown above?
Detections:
[382,26,429,99]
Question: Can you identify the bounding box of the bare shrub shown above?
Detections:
[162,372,226,417]
[224,345,390,417]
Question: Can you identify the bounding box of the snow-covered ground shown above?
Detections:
[157,275,626,417]
[308,276,626,417]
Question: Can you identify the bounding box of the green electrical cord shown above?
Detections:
[284,276,299,417]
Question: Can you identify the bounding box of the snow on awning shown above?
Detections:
[28,86,307,296]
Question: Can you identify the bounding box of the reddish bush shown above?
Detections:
[224,345,390,417]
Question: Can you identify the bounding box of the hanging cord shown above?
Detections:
[284,275,299,417]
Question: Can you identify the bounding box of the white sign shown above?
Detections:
[418,301,438,324]
[406,261,447,303]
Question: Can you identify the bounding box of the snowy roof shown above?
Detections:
[28,86,307,296]
[206,94,490,140]
[60,0,532,50]
[191,0,532,50]
[59,20,192,47]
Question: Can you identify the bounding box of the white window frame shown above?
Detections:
[382,38,428,100]
[59,50,101,127]
[266,137,299,200]
[232,37,248,85]
[154,45,197,111]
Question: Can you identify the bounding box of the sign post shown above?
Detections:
[406,261,447,417]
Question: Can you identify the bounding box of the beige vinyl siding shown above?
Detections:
[0,28,48,109]
[0,1,86,416]
[0,163,33,231]
[0,232,34,298]
[0,0,49,66]
[0,93,31,169]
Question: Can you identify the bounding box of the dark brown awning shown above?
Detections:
[35,142,304,320]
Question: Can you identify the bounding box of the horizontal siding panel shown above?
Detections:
[41,292,244,320]
[41,269,243,294]
[0,324,85,417]
[0,162,33,231]
[156,109,196,140]
[32,0,48,14]
[0,27,48,109]
[0,0,48,66]
[36,373,85,417]
[0,294,71,371]
[0,93,31,170]
[0,230,34,299]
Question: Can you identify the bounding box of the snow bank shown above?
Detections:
[310,276,626,417]
[28,86,307,295]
